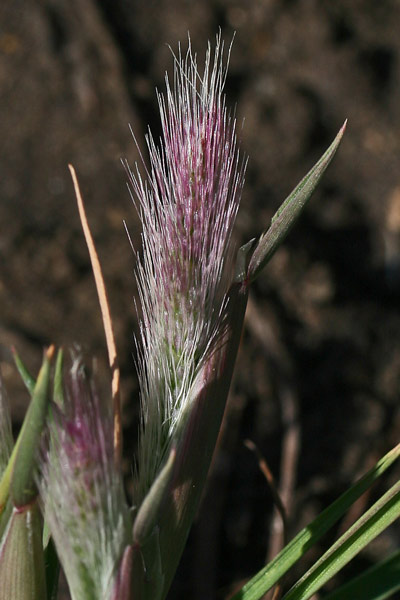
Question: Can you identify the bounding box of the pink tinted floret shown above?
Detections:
[38,360,130,598]
[127,34,246,503]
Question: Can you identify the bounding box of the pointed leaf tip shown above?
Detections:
[10,348,54,507]
[246,121,347,283]
[133,447,176,544]
[12,347,36,395]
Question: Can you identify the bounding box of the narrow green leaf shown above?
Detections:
[10,346,54,507]
[0,373,13,479]
[247,121,347,282]
[12,347,36,395]
[131,451,176,600]
[231,443,400,600]
[283,481,400,600]
[131,526,164,600]
[322,549,400,600]
[133,447,176,544]
[0,350,47,513]
[53,348,64,406]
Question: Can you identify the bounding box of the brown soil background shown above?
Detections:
[1,1,400,598]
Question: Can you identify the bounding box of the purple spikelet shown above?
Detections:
[38,360,130,599]
[127,34,246,503]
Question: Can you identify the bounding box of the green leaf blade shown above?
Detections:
[0,373,13,480]
[53,348,64,406]
[283,481,400,600]
[231,443,400,600]
[12,347,36,395]
[322,549,400,600]
[247,121,347,283]
[10,346,54,507]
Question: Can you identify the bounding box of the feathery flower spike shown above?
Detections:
[38,359,131,600]
[128,33,246,505]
